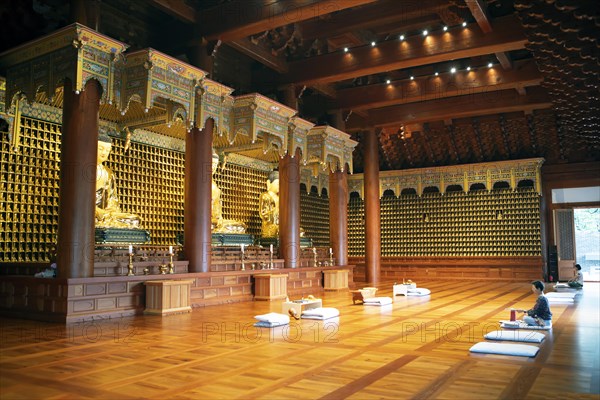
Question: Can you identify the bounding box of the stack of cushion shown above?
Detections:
[407,288,431,296]
[254,312,290,327]
[546,292,577,303]
[363,297,393,306]
[469,342,540,357]
[484,330,546,343]
[499,320,552,330]
[301,307,340,320]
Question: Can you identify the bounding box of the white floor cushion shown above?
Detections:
[500,320,552,330]
[484,330,546,343]
[470,342,540,357]
[407,288,431,296]
[363,297,393,306]
[546,292,577,298]
[548,297,575,303]
[301,307,340,320]
[254,321,288,328]
[254,312,290,324]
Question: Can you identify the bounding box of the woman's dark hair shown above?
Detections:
[531,280,545,291]
[575,264,582,270]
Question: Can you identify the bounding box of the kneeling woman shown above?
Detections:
[515,280,552,327]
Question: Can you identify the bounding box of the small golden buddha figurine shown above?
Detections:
[95,134,141,229]
[211,150,247,233]
[259,171,280,238]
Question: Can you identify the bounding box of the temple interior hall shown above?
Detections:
[0,0,599,398]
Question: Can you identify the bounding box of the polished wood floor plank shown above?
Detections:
[1,281,598,399]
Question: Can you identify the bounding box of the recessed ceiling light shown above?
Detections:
[435,72,439,76]
[422,30,428,36]
[488,62,493,68]
[343,47,349,52]
[462,22,467,27]
[399,34,405,41]
[450,67,456,73]
[443,26,448,31]
[371,41,376,47]
[410,76,414,80]
[466,66,471,71]
[386,79,391,84]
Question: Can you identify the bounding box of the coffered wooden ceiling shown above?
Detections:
[1,0,598,172]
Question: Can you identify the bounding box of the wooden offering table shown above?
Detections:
[323,269,349,291]
[254,274,288,301]
[144,280,194,315]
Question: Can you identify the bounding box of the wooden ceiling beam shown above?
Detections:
[227,38,289,74]
[495,51,513,69]
[298,0,445,41]
[465,0,514,70]
[148,0,197,23]
[200,0,379,42]
[465,0,492,33]
[352,86,552,128]
[332,60,541,110]
[283,15,527,85]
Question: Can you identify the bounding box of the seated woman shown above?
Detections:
[514,280,552,327]
[568,264,584,288]
[211,150,246,234]
[96,135,141,229]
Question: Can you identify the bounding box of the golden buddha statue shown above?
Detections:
[259,171,280,238]
[95,135,141,229]
[259,171,307,238]
[211,150,247,234]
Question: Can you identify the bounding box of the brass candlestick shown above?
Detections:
[269,252,274,269]
[330,252,334,266]
[168,252,174,274]
[159,264,168,274]
[313,247,318,267]
[127,252,134,276]
[240,252,246,271]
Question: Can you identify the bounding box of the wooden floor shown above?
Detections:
[1,281,598,399]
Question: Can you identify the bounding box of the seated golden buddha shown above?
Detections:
[212,150,247,234]
[96,135,141,229]
[259,171,280,238]
[258,171,306,238]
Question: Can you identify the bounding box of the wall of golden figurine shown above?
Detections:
[348,186,542,257]
[300,186,330,247]
[0,113,333,264]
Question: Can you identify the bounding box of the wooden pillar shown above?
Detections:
[364,129,381,285]
[329,110,346,132]
[188,43,214,78]
[56,79,101,278]
[329,169,348,266]
[280,84,297,110]
[279,150,301,268]
[184,118,214,273]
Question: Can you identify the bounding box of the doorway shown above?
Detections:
[574,208,600,282]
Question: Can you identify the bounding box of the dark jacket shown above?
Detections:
[527,294,552,320]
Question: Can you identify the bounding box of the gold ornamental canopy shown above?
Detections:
[0,23,358,170]
[348,158,545,199]
[306,125,358,176]
[0,23,128,107]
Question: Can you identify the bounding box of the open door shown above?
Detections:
[554,209,576,280]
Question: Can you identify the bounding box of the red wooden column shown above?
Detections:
[57,79,101,278]
[184,118,214,273]
[279,150,301,268]
[364,129,381,284]
[329,169,348,266]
